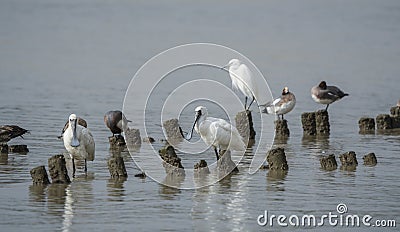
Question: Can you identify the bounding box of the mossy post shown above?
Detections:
[320,154,338,171]
[363,153,377,166]
[30,165,51,185]
[275,119,290,137]
[48,155,71,184]
[358,117,375,133]
[301,112,316,136]
[235,110,256,146]
[267,147,288,171]
[108,156,128,179]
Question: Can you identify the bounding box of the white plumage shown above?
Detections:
[190,106,246,160]
[224,59,259,110]
[63,114,95,176]
[261,87,296,119]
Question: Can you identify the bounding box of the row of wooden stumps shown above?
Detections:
[359,106,400,133]
[320,151,377,171]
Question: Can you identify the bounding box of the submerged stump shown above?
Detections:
[125,128,141,146]
[194,159,210,176]
[108,156,128,179]
[8,144,29,154]
[30,165,51,185]
[159,145,185,177]
[390,106,400,117]
[339,151,358,167]
[320,154,338,171]
[275,119,290,137]
[358,117,375,133]
[48,155,71,184]
[376,114,393,130]
[235,110,256,146]
[267,147,289,171]
[0,144,8,154]
[363,153,377,166]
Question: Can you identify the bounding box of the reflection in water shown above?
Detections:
[0,153,8,165]
[301,135,330,153]
[62,185,74,232]
[107,178,127,202]
[159,174,185,199]
[29,184,47,203]
[266,170,288,192]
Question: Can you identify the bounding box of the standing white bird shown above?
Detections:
[181,106,246,160]
[311,81,349,111]
[223,59,259,110]
[261,87,296,120]
[63,114,95,177]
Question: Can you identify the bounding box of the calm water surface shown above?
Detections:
[1,0,399,231]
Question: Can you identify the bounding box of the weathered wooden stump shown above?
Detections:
[301,112,316,136]
[159,145,185,177]
[0,144,8,154]
[125,128,141,146]
[376,114,393,130]
[194,159,210,176]
[108,156,128,179]
[30,165,51,185]
[267,147,289,171]
[8,144,29,154]
[235,110,256,146]
[217,150,239,176]
[275,119,290,137]
[390,106,400,116]
[391,115,400,128]
[363,153,377,166]
[108,135,126,147]
[339,151,358,167]
[48,155,71,184]
[315,110,330,135]
[163,119,183,142]
[320,154,338,171]
[302,110,330,135]
[358,117,375,133]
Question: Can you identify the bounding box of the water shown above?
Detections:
[1,0,400,231]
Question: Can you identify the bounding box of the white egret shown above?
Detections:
[63,114,95,177]
[311,81,348,111]
[261,87,296,120]
[223,59,259,110]
[181,106,246,160]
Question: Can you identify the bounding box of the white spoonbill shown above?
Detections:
[223,59,259,110]
[181,106,246,160]
[311,81,348,111]
[261,87,296,120]
[104,110,130,136]
[63,114,95,176]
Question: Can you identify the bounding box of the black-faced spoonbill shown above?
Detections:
[223,59,259,110]
[261,87,296,120]
[181,106,246,160]
[63,114,95,177]
[103,110,130,136]
[311,81,348,111]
